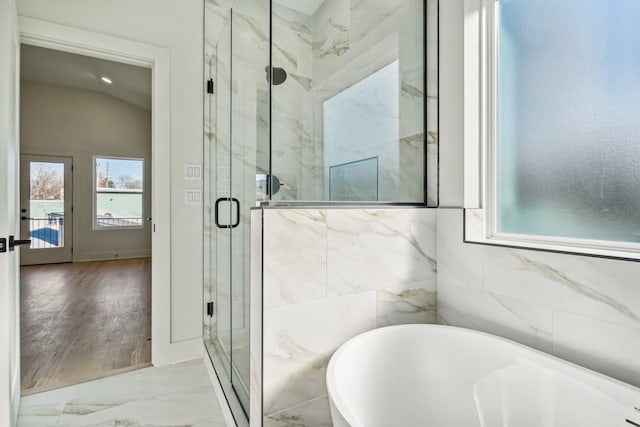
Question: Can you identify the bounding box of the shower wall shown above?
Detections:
[251,207,437,426]
[271,0,430,202]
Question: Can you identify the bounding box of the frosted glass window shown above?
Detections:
[497,0,640,244]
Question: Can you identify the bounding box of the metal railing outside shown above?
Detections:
[96,216,143,227]
[28,217,64,249]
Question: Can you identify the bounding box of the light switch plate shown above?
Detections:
[185,163,202,181]
[185,189,202,205]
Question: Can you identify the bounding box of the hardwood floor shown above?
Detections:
[20,258,151,396]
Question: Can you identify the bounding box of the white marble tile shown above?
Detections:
[350,0,409,44]
[399,67,425,139]
[398,133,425,203]
[377,286,437,327]
[57,389,225,426]
[205,2,230,47]
[426,130,438,206]
[263,292,376,416]
[250,208,264,426]
[265,395,332,427]
[436,208,484,290]
[553,310,640,388]
[273,26,307,76]
[484,246,640,329]
[17,360,227,427]
[272,4,312,35]
[426,0,438,97]
[327,209,437,296]
[263,209,327,308]
[437,281,554,353]
[312,0,350,71]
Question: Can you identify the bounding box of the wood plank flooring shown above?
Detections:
[20,258,151,396]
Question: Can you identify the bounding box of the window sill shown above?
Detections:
[464,208,640,262]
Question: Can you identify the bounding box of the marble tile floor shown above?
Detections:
[17,359,229,427]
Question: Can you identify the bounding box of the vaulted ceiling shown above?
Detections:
[21,44,151,111]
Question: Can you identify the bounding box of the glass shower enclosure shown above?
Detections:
[204,0,432,423]
[204,0,269,422]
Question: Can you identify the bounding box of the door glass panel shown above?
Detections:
[230,0,269,411]
[215,16,233,380]
[28,161,65,249]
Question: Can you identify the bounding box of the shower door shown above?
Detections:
[204,0,269,422]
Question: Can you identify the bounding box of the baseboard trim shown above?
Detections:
[169,338,203,364]
[74,250,151,262]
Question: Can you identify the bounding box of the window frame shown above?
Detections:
[463,0,640,260]
[93,155,145,231]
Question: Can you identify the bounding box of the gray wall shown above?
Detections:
[21,81,151,261]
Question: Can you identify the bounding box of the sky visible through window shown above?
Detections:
[96,157,143,191]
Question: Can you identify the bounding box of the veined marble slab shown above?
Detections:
[327,209,437,296]
[17,360,227,427]
[263,292,376,416]
[263,209,327,308]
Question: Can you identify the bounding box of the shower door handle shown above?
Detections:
[215,197,240,229]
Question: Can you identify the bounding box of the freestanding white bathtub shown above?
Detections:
[327,324,640,427]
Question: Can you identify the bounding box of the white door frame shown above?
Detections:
[19,17,172,365]
[1,0,21,424]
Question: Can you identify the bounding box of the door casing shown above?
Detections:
[19,17,173,366]
[0,0,21,424]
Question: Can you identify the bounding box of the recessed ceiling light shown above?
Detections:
[101,76,112,84]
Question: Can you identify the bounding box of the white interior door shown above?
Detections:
[19,155,73,265]
[0,0,22,425]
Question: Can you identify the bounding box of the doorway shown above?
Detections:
[18,43,153,394]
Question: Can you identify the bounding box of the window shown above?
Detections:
[94,157,144,229]
[464,0,640,258]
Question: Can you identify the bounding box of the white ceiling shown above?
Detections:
[273,0,324,15]
[21,44,152,111]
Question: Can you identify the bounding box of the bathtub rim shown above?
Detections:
[326,323,640,427]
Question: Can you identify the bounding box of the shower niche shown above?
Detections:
[204,0,436,424]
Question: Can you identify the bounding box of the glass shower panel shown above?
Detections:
[229,0,270,410]
[208,16,233,380]
[270,0,425,202]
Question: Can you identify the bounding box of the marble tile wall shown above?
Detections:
[271,3,317,201]
[255,207,437,426]
[437,208,640,388]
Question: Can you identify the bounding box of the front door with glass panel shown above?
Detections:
[19,155,73,265]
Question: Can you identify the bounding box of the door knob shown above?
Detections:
[8,235,31,251]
